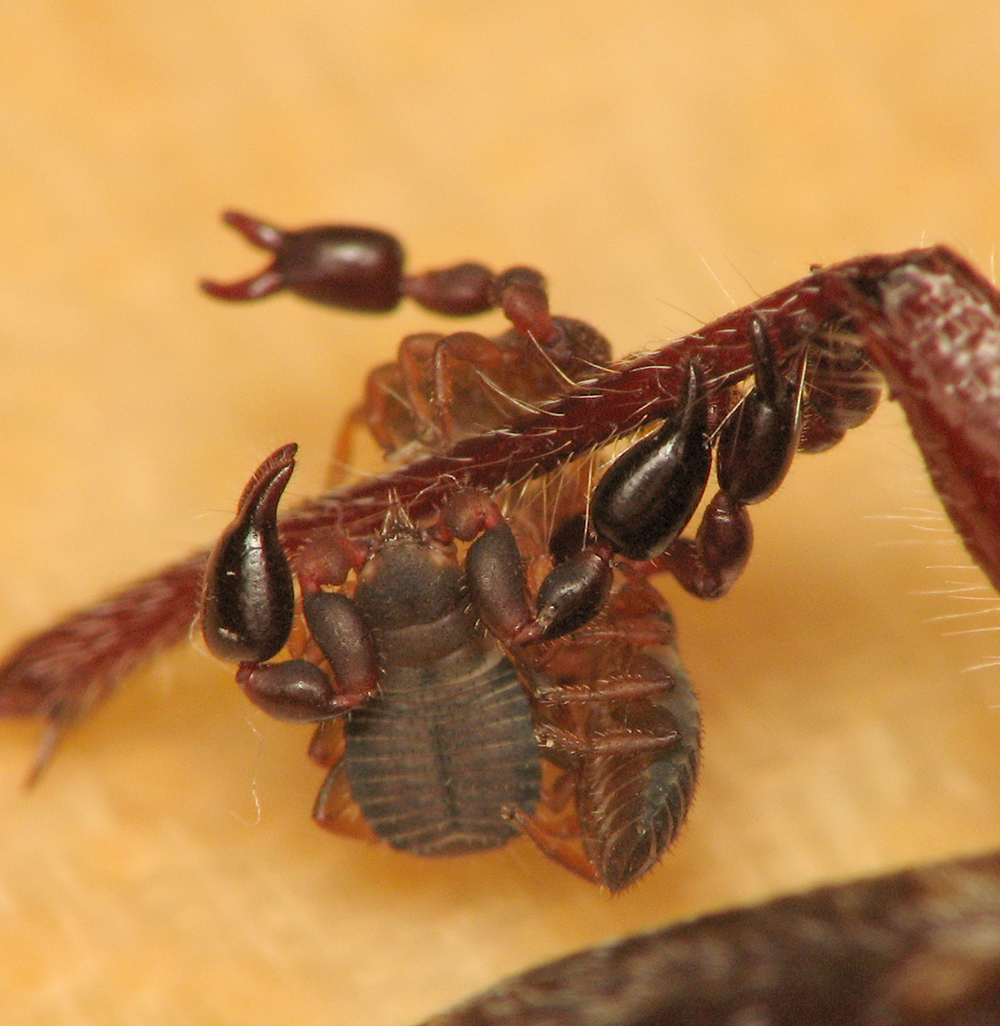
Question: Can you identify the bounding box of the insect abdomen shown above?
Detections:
[345,647,541,856]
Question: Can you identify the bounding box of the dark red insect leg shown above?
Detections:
[848,252,1000,594]
[0,245,993,763]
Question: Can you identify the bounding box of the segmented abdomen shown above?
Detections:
[345,645,541,856]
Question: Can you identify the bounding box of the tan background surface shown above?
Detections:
[2,4,1000,1024]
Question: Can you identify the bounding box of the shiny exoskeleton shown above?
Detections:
[201,210,614,456]
[195,212,881,889]
[202,439,699,889]
[201,447,544,858]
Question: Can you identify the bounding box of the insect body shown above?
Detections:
[191,213,884,887]
[201,432,700,889]
[312,513,543,858]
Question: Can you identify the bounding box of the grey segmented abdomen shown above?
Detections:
[345,646,541,856]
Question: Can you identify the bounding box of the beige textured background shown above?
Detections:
[2,4,1000,1024]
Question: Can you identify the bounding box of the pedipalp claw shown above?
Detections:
[201,444,298,664]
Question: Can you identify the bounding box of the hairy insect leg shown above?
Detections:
[426,330,534,442]
[845,249,1000,593]
[535,722,680,757]
[23,713,74,787]
[334,360,425,473]
[342,298,612,460]
[390,327,555,447]
[496,761,594,883]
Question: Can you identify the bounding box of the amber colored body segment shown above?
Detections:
[0,244,993,759]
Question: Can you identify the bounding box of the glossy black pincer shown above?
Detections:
[716,315,802,505]
[590,361,712,561]
[202,444,297,663]
[529,549,613,641]
[201,211,404,312]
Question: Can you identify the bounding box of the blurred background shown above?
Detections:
[2,3,1000,1024]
